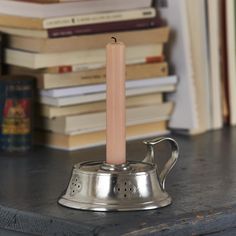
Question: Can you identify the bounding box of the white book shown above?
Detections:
[40,76,177,98]
[39,93,163,118]
[39,84,176,107]
[0,0,152,18]
[226,0,236,125]
[0,8,156,30]
[43,8,155,29]
[41,102,173,134]
[206,0,223,129]
[185,0,211,133]
[160,0,214,134]
[5,44,163,69]
[159,0,198,131]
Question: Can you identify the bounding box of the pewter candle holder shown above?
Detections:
[58,137,179,211]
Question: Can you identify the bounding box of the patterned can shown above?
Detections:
[0,76,35,152]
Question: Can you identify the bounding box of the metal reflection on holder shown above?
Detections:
[58,137,179,211]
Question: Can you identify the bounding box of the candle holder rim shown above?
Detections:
[72,160,156,175]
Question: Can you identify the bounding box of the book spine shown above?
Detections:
[46,55,165,74]
[43,8,156,29]
[0,34,2,75]
[46,63,104,73]
[47,17,161,38]
[40,62,168,89]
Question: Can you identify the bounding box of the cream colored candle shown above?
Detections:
[106,37,126,165]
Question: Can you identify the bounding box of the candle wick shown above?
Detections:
[111,37,117,43]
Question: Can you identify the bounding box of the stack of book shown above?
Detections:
[0,0,177,150]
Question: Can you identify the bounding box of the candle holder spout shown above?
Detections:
[58,137,179,211]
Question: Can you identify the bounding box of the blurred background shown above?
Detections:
[0,0,232,151]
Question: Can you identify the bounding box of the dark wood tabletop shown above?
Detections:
[1,127,236,235]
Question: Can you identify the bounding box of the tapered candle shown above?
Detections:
[106,37,126,165]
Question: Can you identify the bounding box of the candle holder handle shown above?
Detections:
[143,137,179,190]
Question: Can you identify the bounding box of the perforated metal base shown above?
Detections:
[58,137,179,212]
[58,161,172,211]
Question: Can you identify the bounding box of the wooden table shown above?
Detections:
[1,127,236,235]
